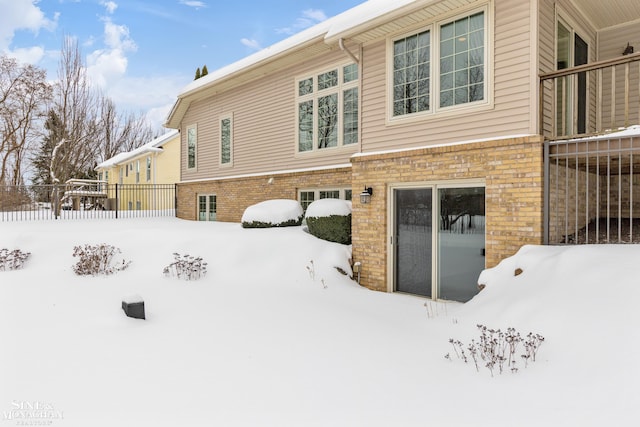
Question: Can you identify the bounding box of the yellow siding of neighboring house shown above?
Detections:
[97,132,180,211]
[154,134,180,184]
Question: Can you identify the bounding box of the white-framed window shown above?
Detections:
[389,6,488,119]
[220,113,233,166]
[146,157,151,182]
[296,63,359,153]
[119,167,123,184]
[186,124,197,170]
[298,188,352,212]
[135,160,140,183]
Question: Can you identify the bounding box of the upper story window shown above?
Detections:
[146,156,151,181]
[391,7,487,119]
[296,63,358,153]
[135,160,140,183]
[220,114,233,166]
[187,124,197,170]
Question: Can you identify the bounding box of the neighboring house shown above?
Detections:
[165,0,640,301]
[95,129,180,211]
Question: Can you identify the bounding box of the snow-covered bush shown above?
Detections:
[446,324,545,376]
[305,199,352,244]
[241,199,303,228]
[0,248,31,271]
[72,243,131,276]
[163,253,207,280]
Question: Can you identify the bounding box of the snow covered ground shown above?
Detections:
[1,216,639,426]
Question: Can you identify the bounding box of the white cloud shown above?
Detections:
[103,19,136,51]
[100,1,118,14]
[83,35,96,48]
[302,9,327,22]
[179,0,207,9]
[103,74,186,130]
[86,48,129,87]
[0,0,58,60]
[86,17,136,88]
[145,103,175,132]
[6,45,45,64]
[276,8,327,35]
[240,38,261,51]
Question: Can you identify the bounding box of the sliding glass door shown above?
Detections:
[392,184,485,302]
[394,188,433,297]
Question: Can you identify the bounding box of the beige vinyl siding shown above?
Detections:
[360,0,534,153]
[538,0,556,137]
[599,22,640,128]
[180,49,359,182]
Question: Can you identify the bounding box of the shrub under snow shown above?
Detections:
[305,199,352,245]
[241,199,304,228]
[72,243,131,276]
[0,248,31,271]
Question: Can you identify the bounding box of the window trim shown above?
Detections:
[295,62,359,154]
[186,123,197,171]
[386,3,492,124]
[298,187,353,211]
[146,156,152,182]
[219,113,233,167]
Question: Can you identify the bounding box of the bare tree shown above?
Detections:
[49,37,102,183]
[0,55,52,185]
[96,96,153,163]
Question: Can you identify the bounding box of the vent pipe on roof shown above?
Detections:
[338,38,359,64]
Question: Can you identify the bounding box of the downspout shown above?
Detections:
[339,38,359,64]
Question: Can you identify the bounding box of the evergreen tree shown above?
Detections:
[195,67,201,80]
[201,65,208,77]
[31,110,65,187]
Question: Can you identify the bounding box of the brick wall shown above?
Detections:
[351,136,545,292]
[177,167,352,222]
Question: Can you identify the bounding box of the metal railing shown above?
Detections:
[540,52,640,140]
[544,134,640,244]
[0,183,176,221]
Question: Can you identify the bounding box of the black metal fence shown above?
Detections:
[0,183,176,221]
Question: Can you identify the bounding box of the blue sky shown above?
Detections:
[1,0,364,131]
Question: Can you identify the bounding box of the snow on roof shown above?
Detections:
[325,0,421,41]
[177,0,423,98]
[552,124,640,143]
[96,129,179,169]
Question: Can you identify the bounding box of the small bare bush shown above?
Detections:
[163,253,207,280]
[72,244,131,276]
[445,324,545,376]
[0,248,31,271]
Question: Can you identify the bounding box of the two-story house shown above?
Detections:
[95,129,180,211]
[165,0,640,301]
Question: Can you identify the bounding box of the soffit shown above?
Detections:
[570,0,640,30]
[338,0,479,44]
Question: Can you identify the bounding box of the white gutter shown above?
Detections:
[338,38,359,64]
